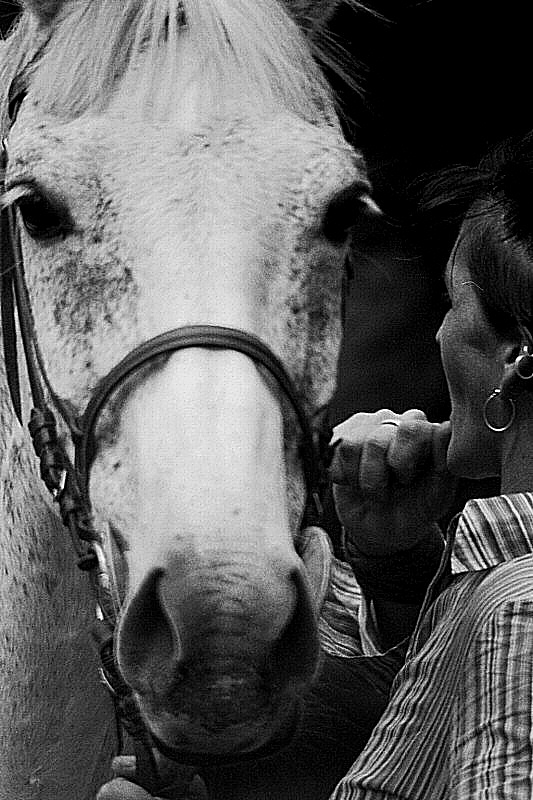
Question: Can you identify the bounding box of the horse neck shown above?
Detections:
[0,398,116,800]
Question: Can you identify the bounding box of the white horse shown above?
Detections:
[0,2,375,798]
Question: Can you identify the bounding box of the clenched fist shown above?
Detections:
[330,409,457,559]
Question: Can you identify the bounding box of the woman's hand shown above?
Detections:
[330,409,457,559]
[96,757,207,800]
[97,777,157,799]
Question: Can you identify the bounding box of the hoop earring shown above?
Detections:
[515,349,533,380]
[483,388,516,432]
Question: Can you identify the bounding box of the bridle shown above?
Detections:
[0,83,335,793]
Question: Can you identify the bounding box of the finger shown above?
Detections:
[329,435,362,485]
[431,420,452,474]
[387,417,433,485]
[112,756,137,780]
[330,410,398,484]
[399,408,427,422]
[331,409,397,445]
[358,423,397,494]
[97,777,156,800]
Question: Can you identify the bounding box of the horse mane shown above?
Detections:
[0,0,364,131]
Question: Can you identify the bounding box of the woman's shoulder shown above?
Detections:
[452,554,533,637]
[450,491,533,613]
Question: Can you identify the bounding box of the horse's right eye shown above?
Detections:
[17,192,71,241]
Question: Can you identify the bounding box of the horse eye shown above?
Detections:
[16,192,71,240]
[323,182,382,244]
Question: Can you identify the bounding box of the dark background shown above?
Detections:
[326,0,533,425]
[2,1,531,427]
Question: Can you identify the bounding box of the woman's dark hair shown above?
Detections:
[416,130,533,333]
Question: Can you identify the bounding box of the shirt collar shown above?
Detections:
[451,492,533,574]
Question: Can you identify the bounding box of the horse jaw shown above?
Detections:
[0,422,116,800]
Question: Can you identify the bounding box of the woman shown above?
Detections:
[99,135,533,798]
[329,132,533,798]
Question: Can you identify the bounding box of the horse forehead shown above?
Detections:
[111,120,360,227]
[13,108,362,207]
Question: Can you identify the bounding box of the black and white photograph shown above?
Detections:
[1,2,533,798]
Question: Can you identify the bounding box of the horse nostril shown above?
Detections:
[117,559,319,703]
[117,569,181,695]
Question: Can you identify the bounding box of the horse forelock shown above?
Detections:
[0,0,352,131]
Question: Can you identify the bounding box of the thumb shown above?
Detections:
[421,422,458,519]
[431,420,452,474]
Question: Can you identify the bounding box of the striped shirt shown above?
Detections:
[330,492,533,800]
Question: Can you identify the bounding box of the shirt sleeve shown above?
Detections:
[450,598,533,799]
[319,555,408,665]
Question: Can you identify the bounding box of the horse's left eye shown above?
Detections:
[16,193,71,240]
[322,182,382,244]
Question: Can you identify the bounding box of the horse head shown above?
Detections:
[1,0,375,763]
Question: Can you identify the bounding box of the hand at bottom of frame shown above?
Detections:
[96,756,208,800]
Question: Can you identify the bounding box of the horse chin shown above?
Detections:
[137,692,302,763]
